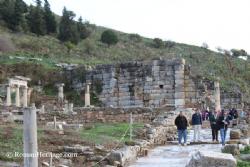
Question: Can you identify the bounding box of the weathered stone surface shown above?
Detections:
[83,59,187,108]
[240,138,250,145]
[108,146,140,166]
[59,158,72,166]
[240,154,250,161]
[0,161,20,167]
[88,155,104,161]
[230,129,241,139]
[39,107,157,124]
[95,145,108,153]
[63,145,92,153]
[186,151,236,167]
[42,162,50,167]
[221,144,240,156]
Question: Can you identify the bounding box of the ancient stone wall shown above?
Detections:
[38,107,168,124]
[70,58,243,110]
[83,59,187,108]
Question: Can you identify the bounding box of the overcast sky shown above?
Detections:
[23,0,250,53]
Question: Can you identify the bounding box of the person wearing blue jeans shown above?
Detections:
[178,129,187,144]
[175,111,188,146]
[217,110,230,146]
[220,128,227,145]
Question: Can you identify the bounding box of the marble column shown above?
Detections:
[23,86,28,107]
[58,84,64,102]
[214,81,221,112]
[174,59,186,108]
[69,103,73,113]
[85,83,90,107]
[15,85,20,107]
[23,105,38,167]
[64,100,68,113]
[6,85,11,106]
[40,105,45,113]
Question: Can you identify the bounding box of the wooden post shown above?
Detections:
[130,112,133,141]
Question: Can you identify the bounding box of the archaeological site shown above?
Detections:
[0,57,249,167]
[0,0,250,166]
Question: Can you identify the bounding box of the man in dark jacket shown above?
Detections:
[175,111,188,146]
[192,109,202,142]
[217,110,230,146]
[209,111,219,142]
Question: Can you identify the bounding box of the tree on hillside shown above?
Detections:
[27,0,46,36]
[0,0,15,29]
[129,33,142,43]
[153,38,164,48]
[13,0,27,30]
[77,16,91,39]
[101,30,118,46]
[201,42,209,49]
[58,7,79,44]
[44,0,57,34]
[0,0,27,31]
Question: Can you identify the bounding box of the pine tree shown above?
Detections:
[58,7,79,44]
[0,0,14,29]
[12,0,27,31]
[44,0,57,34]
[27,0,46,36]
[0,0,27,31]
[77,16,91,39]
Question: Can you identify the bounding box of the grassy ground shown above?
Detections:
[0,24,250,99]
[0,124,44,162]
[80,123,144,144]
[0,122,143,162]
[240,146,250,154]
[237,160,250,167]
[237,146,250,167]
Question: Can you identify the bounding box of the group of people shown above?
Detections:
[174,108,243,146]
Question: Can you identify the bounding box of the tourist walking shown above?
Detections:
[175,111,188,146]
[208,110,219,142]
[192,109,202,142]
[239,109,246,119]
[217,110,230,146]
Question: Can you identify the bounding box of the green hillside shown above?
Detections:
[0,1,249,102]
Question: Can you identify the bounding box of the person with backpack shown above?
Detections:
[175,111,188,146]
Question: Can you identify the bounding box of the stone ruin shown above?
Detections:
[5,76,31,107]
[72,58,243,109]
[84,59,190,108]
